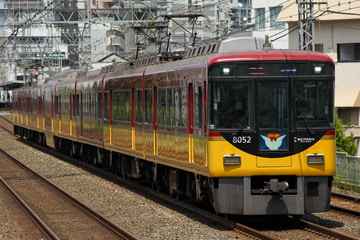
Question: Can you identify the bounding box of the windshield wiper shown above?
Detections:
[301,116,315,135]
[236,111,249,134]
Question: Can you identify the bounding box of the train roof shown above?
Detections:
[16,37,334,91]
[207,50,334,66]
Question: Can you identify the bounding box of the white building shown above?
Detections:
[278,0,360,155]
[252,0,288,49]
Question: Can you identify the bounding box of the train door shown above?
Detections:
[41,95,45,130]
[193,85,206,167]
[153,86,158,155]
[102,90,111,145]
[53,94,59,133]
[188,84,194,163]
[134,88,144,152]
[37,95,42,129]
[26,90,30,126]
[69,93,73,136]
[80,92,83,137]
[257,81,291,167]
[131,88,135,149]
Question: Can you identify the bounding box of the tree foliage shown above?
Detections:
[335,110,357,156]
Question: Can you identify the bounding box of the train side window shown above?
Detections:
[135,90,143,123]
[194,86,203,129]
[61,94,67,116]
[86,93,90,117]
[27,96,31,114]
[97,92,102,119]
[159,88,167,125]
[84,93,88,117]
[83,93,87,117]
[112,91,120,121]
[76,94,80,117]
[175,87,186,127]
[54,95,59,116]
[145,89,153,124]
[167,88,174,125]
[104,92,110,120]
[112,90,131,122]
[72,94,75,117]
[91,93,95,118]
[22,97,25,114]
[158,88,176,126]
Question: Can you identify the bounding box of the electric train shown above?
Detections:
[12,37,335,215]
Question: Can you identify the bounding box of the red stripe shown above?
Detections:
[209,132,222,137]
[69,93,72,121]
[325,130,335,135]
[110,90,112,125]
[75,80,78,116]
[101,74,107,111]
[153,87,156,130]
[131,90,134,128]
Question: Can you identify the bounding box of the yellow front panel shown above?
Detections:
[256,156,291,167]
[208,134,336,177]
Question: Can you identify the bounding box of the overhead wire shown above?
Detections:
[269,0,360,42]
[5,0,360,68]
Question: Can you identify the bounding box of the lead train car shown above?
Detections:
[12,38,335,215]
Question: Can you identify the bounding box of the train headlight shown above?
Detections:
[223,67,230,75]
[223,155,241,165]
[307,154,324,164]
[314,66,322,74]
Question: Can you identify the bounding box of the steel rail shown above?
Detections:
[300,219,359,240]
[0,176,60,240]
[0,148,138,240]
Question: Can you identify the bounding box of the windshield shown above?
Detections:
[295,80,333,128]
[209,81,251,129]
[258,81,288,130]
[208,62,334,132]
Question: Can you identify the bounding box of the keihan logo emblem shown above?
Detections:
[260,132,287,150]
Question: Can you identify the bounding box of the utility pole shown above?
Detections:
[297,0,327,51]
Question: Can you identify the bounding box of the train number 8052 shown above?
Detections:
[232,136,251,144]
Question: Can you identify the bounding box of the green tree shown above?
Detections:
[335,110,357,156]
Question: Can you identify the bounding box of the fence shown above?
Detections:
[335,152,360,192]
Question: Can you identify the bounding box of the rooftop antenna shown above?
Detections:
[263,35,272,50]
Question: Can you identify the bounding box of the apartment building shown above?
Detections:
[278,0,360,155]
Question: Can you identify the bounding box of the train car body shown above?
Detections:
[12,37,335,215]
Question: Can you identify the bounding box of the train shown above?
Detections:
[12,37,335,215]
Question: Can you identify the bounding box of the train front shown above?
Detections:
[207,51,335,215]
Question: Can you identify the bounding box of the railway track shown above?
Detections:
[19,141,359,240]
[0,147,137,240]
[294,217,358,240]
[331,191,360,215]
[1,112,359,239]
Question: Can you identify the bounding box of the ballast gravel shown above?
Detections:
[0,112,359,239]
[0,114,237,239]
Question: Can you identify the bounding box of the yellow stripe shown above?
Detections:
[205,138,208,167]
[59,119,61,133]
[51,118,54,132]
[110,125,112,145]
[154,129,158,155]
[43,118,45,130]
[132,127,135,149]
[189,133,194,163]
[70,119,72,135]
[37,116,39,128]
